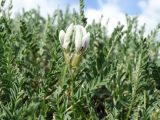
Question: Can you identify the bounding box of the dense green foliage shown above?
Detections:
[0,0,160,120]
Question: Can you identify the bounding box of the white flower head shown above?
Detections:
[59,24,90,67]
[75,25,90,52]
[59,23,74,49]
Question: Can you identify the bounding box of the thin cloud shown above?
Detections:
[11,0,61,17]
[138,0,160,34]
[85,2,126,35]
[86,0,160,35]
[10,0,160,36]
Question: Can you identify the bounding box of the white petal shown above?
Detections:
[75,25,83,52]
[75,25,87,36]
[82,32,90,50]
[63,23,74,48]
[81,26,87,36]
[62,41,70,49]
[59,30,65,45]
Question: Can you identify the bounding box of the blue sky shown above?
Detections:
[11,0,160,35]
[114,0,142,14]
[88,0,142,14]
[57,0,142,15]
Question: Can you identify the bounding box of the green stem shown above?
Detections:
[70,70,75,100]
[126,90,136,120]
[126,54,142,120]
[69,68,75,117]
[144,90,147,109]
[59,65,67,87]
[106,37,117,59]
[62,65,67,83]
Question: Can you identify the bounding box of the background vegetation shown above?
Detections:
[0,0,160,119]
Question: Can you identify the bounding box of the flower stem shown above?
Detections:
[69,68,76,117]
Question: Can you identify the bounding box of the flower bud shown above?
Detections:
[75,25,83,52]
[82,32,90,51]
[59,23,74,50]
[59,30,65,46]
[59,23,90,68]
[75,25,90,53]
[63,23,74,49]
